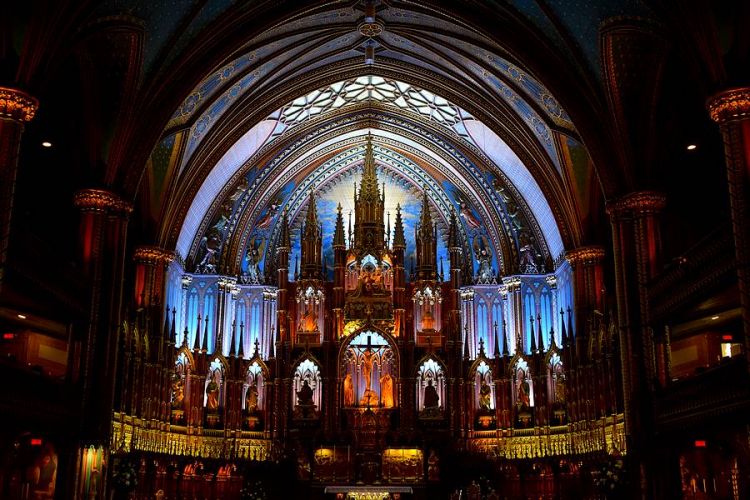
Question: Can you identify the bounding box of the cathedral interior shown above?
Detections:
[1,1,750,499]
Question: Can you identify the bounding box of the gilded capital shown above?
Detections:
[73,188,134,215]
[565,246,605,267]
[707,87,750,124]
[0,87,38,122]
[606,191,666,219]
[134,246,175,265]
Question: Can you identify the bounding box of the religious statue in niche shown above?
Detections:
[343,373,355,407]
[380,373,394,408]
[205,369,221,411]
[171,373,185,409]
[516,369,531,408]
[427,450,440,482]
[423,379,440,409]
[479,381,492,411]
[473,234,494,283]
[245,383,259,414]
[297,380,314,406]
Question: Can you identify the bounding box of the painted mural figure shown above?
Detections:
[423,379,440,409]
[343,373,355,407]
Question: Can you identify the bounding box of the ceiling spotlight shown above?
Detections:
[711,315,719,320]
[41,141,52,148]
[686,144,697,151]
[17,314,27,319]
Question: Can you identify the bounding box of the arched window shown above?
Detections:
[491,297,503,355]
[523,286,535,353]
[475,297,489,358]
[236,299,247,356]
[186,287,199,346]
[250,297,261,352]
[540,286,553,349]
[203,286,216,351]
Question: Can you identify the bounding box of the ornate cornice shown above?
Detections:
[707,87,750,124]
[133,246,175,265]
[0,87,38,122]
[565,246,605,267]
[605,191,665,219]
[73,188,134,215]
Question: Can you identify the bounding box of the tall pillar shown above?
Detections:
[133,246,174,308]
[565,246,606,325]
[708,88,750,354]
[607,191,666,494]
[73,188,133,495]
[0,87,38,290]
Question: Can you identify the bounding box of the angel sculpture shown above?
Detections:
[244,236,266,284]
[473,235,494,282]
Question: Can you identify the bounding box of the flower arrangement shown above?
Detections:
[240,479,267,500]
[592,456,627,498]
[110,458,138,493]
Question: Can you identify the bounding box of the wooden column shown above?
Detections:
[0,87,37,290]
[607,191,665,494]
[708,88,750,356]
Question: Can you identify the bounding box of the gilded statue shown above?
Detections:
[479,381,492,411]
[359,347,379,406]
[205,371,220,410]
[171,375,184,409]
[343,373,354,407]
[380,373,394,408]
[245,383,258,413]
[517,370,531,407]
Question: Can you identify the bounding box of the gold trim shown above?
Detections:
[73,188,133,214]
[0,87,38,122]
[606,191,666,218]
[707,87,750,124]
[134,246,175,264]
[565,246,605,266]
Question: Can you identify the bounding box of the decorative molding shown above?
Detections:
[73,188,134,214]
[707,87,750,124]
[133,246,175,265]
[606,191,666,219]
[565,246,605,267]
[0,87,38,122]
